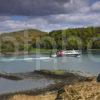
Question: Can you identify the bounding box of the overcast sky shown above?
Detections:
[0,0,100,32]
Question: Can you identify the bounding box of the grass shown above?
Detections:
[9,93,57,100]
[46,70,66,75]
[35,70,66,76]
[6,78,100,100]
[57,79,100,100]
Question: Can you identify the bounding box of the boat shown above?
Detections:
[64,50,81,57]
[50,50,65,58]
[50,50,81,58]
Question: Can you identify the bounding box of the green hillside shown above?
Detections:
[0,27,100,54]
[49,27,100,50]
[0,29,48,53]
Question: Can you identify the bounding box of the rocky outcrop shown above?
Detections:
[97,74,100,82]
[2,78,99,100]
[0,70,96,100]
[0,72,22,80]
[0,70,89,81]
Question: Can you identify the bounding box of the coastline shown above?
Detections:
[0,70,95,100]
[0,49,100,56]
[0,77,96,100]
[0,48,53,56]
[8,79,100,100]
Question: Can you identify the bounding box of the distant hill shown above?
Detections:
[49,26,100,50]
[0,29,47,40]
[0,29,48,44]
[0,29,48,53]
[0,27,100,54]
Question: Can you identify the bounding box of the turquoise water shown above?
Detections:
[0,52,100,94]
[0,53,100,75]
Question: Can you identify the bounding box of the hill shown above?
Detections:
[0,29,48,54]
[0,27,100,54]
[49,27,100,50]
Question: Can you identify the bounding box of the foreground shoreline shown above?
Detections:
[0,78,97,100]
[0,70,95,100]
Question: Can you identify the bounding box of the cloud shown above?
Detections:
[63,0,89,12]
[48,13,100,23]
[0,17,49,32]
[0,16,10,22]
[0,0,100,32]
[0,0,94,16]
[0,11,100,33]
[91,1,100,11]
[0,0,70,16]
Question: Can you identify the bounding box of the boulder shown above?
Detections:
[97,74,100,82]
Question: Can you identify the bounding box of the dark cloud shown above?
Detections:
[0,0,100,33]
[0,0,70,16]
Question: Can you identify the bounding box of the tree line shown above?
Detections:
[0,27,100,54]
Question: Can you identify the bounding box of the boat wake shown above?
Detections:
[0,57,52,62]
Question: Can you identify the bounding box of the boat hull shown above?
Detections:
[66,54,81,57]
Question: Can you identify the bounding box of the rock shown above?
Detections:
[55,88,65,100]
[85,77,94,82]
[97,74,100,82]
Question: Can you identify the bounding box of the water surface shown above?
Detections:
[0,53,100,75]
[0,51,100,94]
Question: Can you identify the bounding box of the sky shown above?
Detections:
[0,0,100,33]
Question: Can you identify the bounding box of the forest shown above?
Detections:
[0,27,100,54]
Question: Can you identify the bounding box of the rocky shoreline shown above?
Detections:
[0,70,91,81]
[0,70,95,100]
[0,78,96,100]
